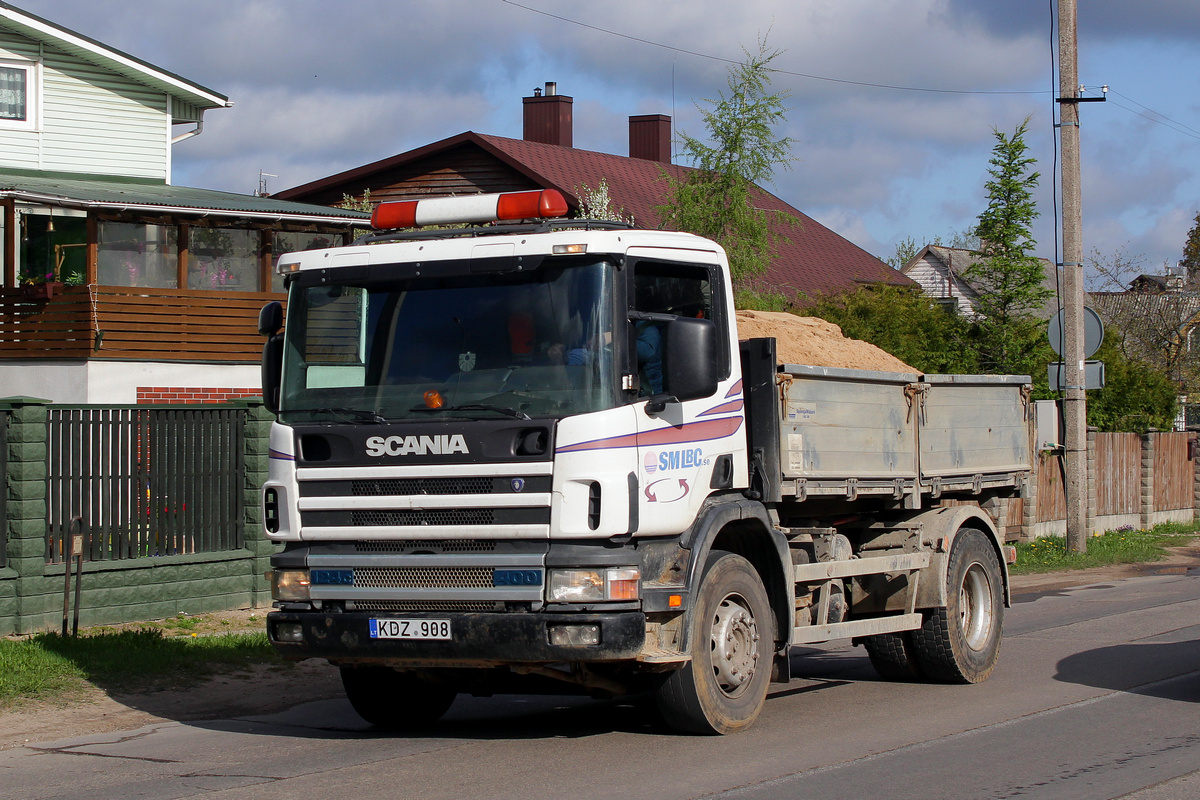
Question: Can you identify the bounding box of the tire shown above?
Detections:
[910,528,1004,684]
[862,631,924,682]
[654,551,774,734]
[340,666,456,730]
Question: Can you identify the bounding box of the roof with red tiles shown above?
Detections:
[276,131,911,298]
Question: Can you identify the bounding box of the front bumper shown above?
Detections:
[267,610,646,664]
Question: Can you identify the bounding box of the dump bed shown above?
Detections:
[772,362,1030,501]
[918,374,1031,482]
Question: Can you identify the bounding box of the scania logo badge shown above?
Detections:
[511,478,525,493]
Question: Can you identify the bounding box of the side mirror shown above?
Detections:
[262,334,283,414]
[258,301,283,336]
[258,302,284,413]
[662,316,719,402]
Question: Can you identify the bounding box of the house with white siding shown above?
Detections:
[0,2,367,403]
[900,245,1061,321]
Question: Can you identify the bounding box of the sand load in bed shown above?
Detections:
[734,310,916,373]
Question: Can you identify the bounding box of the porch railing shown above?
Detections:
[0,286,281,362]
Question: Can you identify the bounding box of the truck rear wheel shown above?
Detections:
[340,666,456,729]
[862,631,924,681]
[911,528,1003,683]
[654,551,773,735]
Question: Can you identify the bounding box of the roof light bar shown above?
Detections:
[371,189,569,229]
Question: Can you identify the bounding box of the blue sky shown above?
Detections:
[19,0,1200,280]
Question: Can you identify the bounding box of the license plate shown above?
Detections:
[369,618,452,640]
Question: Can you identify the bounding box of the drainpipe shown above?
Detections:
[170,102,232,144]
[171,114,204,144]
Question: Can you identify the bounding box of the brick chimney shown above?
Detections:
[629,114,671,163]
[523,82,573,147]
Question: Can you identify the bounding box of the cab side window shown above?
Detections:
[631,262,724,397]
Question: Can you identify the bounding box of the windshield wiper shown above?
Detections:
[410,403,531,420]
[288,407,388,424]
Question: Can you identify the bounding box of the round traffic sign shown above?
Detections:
[1047,307,1104,359]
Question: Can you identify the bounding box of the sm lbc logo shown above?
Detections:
[645,447,710,474]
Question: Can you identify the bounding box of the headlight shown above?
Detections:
[270,569,310,601]
[548,567,640,603]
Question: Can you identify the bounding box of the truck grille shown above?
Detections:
[355,566,494,589]
[351,477,493,496]
[351,509,495,527]
[354,540,499,554]
[352,600,498,613]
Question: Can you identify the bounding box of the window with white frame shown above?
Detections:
[0,61,38,130]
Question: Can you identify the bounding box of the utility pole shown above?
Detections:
[1058,0,1088,553]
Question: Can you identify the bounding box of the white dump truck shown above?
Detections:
[258,189,1027,734]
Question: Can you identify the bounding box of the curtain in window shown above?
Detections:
[0,67,27,121]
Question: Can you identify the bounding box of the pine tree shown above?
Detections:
[657,38,795,286]
[968,119,1052,374]
[1180,210,1200,289]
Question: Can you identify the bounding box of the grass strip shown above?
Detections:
[1010,520,1200,575]
[0,626,281,708]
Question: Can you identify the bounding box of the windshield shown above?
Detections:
[278,260,617,423]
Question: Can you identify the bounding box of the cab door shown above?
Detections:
[628,258,746,536]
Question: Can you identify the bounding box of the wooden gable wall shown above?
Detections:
[300,143,540,206]
[904,251,980,317]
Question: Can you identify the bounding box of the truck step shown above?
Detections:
[791,612,923,644]
[637,648,691,665]
[791,551,930,583]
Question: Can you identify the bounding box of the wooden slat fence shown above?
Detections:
[0,286,282,362]
[1153,432,1192,511]
[1036,451,1066,524]
[45,407,245,564]
[1096,432,1140,517]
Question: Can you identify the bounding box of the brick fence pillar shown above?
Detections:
[239,399,278,608]
[1193,432,1200,523]
[0,398,49,634]
[1087,426,1097,535]
[1141,429,1157,530]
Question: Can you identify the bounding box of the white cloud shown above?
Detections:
[13,0,1200,270]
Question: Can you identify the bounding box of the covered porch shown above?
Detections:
[0,170,367,402]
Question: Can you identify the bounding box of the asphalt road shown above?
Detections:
[4,570,1199,800]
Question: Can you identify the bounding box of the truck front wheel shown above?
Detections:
[654,551,773,734]
[340,666,456,730]
[911,528,1003,683]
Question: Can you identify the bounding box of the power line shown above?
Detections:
[499,0,1047,96]
[500,0,1200,144]
[1104,89,1200,141]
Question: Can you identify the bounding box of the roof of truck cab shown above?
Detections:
[278,226,725,271]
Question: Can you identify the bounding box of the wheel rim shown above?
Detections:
[709,592,761,696]
[958,561,995,650]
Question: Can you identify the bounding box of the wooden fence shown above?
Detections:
[1022,430,1196,539]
